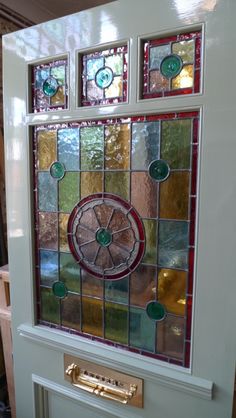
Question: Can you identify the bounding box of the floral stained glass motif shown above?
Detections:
[81,46,128,106]
[143,31,201,99]
[32,59,68,112]
[33,111,199,368]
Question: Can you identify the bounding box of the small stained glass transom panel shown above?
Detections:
[143,31,201,99]
[81,46,128,106]
[31,59,68,112]
[33,111,199,368]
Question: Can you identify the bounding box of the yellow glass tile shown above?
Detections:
[59,213,70,252]
[105,124,130,170]
[159,172,190,220]
[81,172,103,198]
[82,296,103,337]
[38,130,57,170]
[105,76,122,98]
[51,86,65,105]
[172,40,194,63]
[172,65,193,89]
[158,268,187,316]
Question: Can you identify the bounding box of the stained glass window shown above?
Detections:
[33,111,199,368]
[143,31,201,99]
[81,46,128,106]
[31,59,68,112]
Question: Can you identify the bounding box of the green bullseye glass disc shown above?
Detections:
[160,54,183,79]
[146,301,166,321]
[52,281,68,299]
[96,228,112,247]
[95,67,114,89]
[149,159,170,182]
[43,76,58,97]
[50,162,65,179]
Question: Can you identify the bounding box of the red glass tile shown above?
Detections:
[193,118,199,143]
[178,31,200,41]
[188,248,195,295]
[195,36,202,68]
[191,145,198,195]
[146,113,176,121]
[186,296,192,340]
[194,69,201,93]
[169,359,183,366]
[177,111,199,119]
[184,341,191,368]
[190,197,196,245]
[164,88,193,97]
[149,35,177,46]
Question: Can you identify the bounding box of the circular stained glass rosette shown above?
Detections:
[50,161,65,179]
[146,301,166,321]
[68,193,145,280]
[43,76,59,97]
[160,54,183,79]
[52,281,68,299]
[95,66,114,89]
[149,159,170,182]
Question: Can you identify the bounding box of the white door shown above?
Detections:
[3,1,236,417]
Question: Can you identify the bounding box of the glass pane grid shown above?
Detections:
[143,31,202,99]
[33,111,199,368]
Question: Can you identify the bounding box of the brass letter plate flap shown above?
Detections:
[64,354,143,408]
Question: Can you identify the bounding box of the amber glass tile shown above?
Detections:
[150,70,169,92]
[50,86,65,106]
[105,302,128,344]
[159,172,190,220]
[38,172,57,212]
[105,172,129,200]
[158,221,189,270]
[82,270,103,298]
[171,65,193,90]
[61,293,80,330]
[38,130,57,170]
[58,128,80,171]
[157,315,185,360]
[105,277,128,304]
[81,172,103,198]
[59,172,80,213]
[172,40,194,63]
[105,76,122,98]
[40,287,60,324]
[82,296,103,337]
[142,219,157,264]
[161,119,192,169]
[59,214,70,252]
[60,253,80,293]
[80,126,104,170]
[40,250,58,286]
[105,124,130,170]
[132,121,160,170]
[131,172,157,218]
[130,307,155,352]
[130,264,156,307]
[39,212,58,250]
[158,268,187,316]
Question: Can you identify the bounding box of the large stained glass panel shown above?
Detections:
[143,31,201,99]
[33,111,199,368]
[81,46,128,106]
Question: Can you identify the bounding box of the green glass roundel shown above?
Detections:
[96,228,112,247]
[52,281,68,299]
[160,54,183,79]
[43,76,58,97]
[50,161,65,179]
[146,301,166,321]
[95,67,114,89]
[149,159,170,182]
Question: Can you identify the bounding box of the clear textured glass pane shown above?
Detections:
[105,54,123,74]
[39,212,58,250]
[158,221,189,269]
[61,293,80,330]
[82,296,103,336]
[86,57,104,79]
[41,287,60,324]
[130,307,155,351]
[143,219,157,264]
[158,268,187,316]
[105,76,122,98]
[171,65,193,89]
[161,119,192,169]
[38,130,57,170]
[58,128,80,171]
[105,276,128,303]
[149,70,169,92]
[59,214,70,252]
[131,172,157,218]
[40,250,58,286]
[150,44,171,69]
[80,126,104,170]
[157,315,185,360]
[172,40,194,63]
[51,65,65,85]
[81,172,103,198]
[130,264,156,307]
[35,68,50,88]
[38,172,57,212]
[159,172,190,220]
[105,172,129,200]
[60,253,80,293]
[132,122,160,170]
[82,270,103,298]
[105,302,128,344]
[59,172,80,212]
[105,124,130,170]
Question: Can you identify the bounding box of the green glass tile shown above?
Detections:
[130,307,155,351]
[160,54,183,79]
[95,67,113,89]
[60,253,80,293]
[105,277,128,304]
[41,287,60,324]
[96,228,112,246]
[146,301,166,321]
[52,281,68,298]
[40,250,58,286]
[105,302,128,344]
[158,221,189,269]
[161,119,192,169]
[132,122,160,170]
[143,219,157,264]
[50,161,65,179]
[80,126,104,170]
[150,44,171,70]
[105,172,129,200]
[149,159,170,182]
[105,54,123,74]
[172,40,194,63]
[61,293,80,330]
[59,172,80,212]
[51,65,65,85]
[43,77,58,97]
[38,172,57,212]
